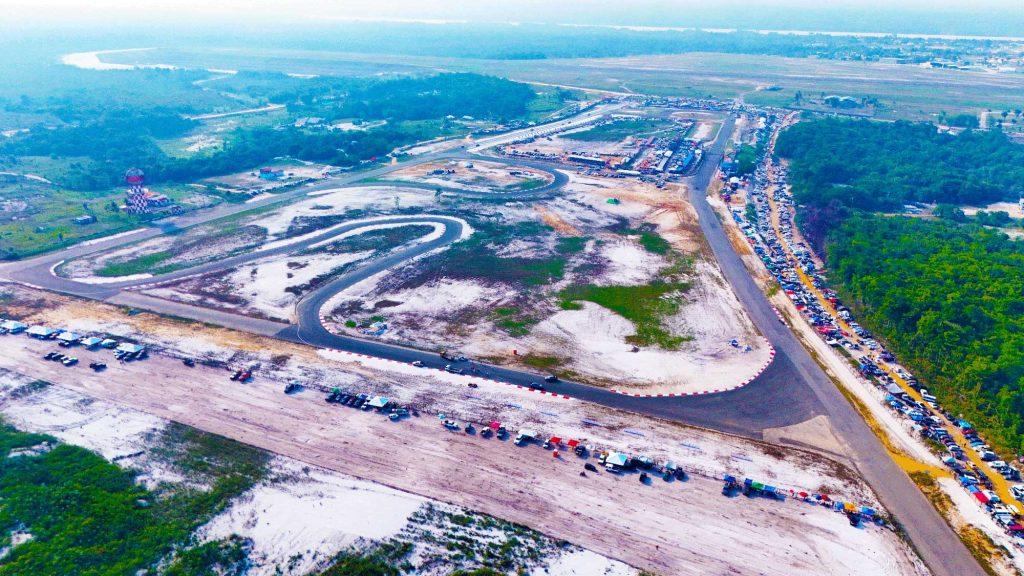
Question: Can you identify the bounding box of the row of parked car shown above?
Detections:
[324,388,410,422]
[733,131,1024,539]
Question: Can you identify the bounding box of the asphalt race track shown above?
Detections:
[0,111,986,576]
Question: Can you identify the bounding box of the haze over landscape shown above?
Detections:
[0,2,1023,576]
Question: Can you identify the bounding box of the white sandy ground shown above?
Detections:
[317,174,766,394]
[0,370,636,576]
[538,550,636,576]
[0,377,184,489]
[688,121,716,142]
[937,477,1024,574]
[145,250,374,321]
[387,160,553,194]
[0,531,33,562]
[0,298,924,575]
[142,221,455,321]
[325,259,768,395]
[199,458,427,575]
[61,49,177,71]
[961,201,1024,219]
[595,238,668,285]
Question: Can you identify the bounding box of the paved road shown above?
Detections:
[687,117,983,576]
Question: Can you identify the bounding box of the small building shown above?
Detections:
[258,167,284,181]
[26,325,57,339]
[56,331,80,345]
[99,338,119,349]
[1,320,27,333]
[73,214,97,225]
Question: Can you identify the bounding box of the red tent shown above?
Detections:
[489,421,501,430]
[567,439,580,449]
[548,436,562,446]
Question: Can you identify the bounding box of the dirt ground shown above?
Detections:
[502,131,637,160]
[0,290,923,576]
[321,174,769,395]
[202,161,333,193]
[387,160,553,193]
[0,372,636,576]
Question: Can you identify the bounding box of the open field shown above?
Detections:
[0,175,213,259]
[57,184,439,284]
[201,160,334,195]
[0,284,924,576]
[385,159,554,193]
[105,47,1024,120]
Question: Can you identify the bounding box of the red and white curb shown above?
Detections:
[321,348,573,400]
[608,338,776,398]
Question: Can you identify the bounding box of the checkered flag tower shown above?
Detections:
[124,167,147,214]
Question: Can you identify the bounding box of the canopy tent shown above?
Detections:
[1,320,27,332]
[26,325,56,338]
[116,343,145,354]
[366,396,390,409]
[605,452,629,468]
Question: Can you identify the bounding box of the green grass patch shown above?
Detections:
[0,418,267,576]
[520,354,566,371]
[163,536,249,576]
[95,250,173,277]
[555,236,587,254]
[319,541,413,576]
[637,231,672,255]
[490,306,538,337]
[413,221,566,287]
[559,282,691,349]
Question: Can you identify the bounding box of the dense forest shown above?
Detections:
[775,118,1024,249]
[827,216,1024,453]
[338,74,536,122]
[0,73,538,190]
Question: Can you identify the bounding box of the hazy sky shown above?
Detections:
[4,0,1023,36]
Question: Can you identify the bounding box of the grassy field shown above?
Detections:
[107,47,1024,121]
[0,177,204,259]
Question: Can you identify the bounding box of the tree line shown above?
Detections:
[775,117,1024,249]
[827,215,1024,454]
[0,73,538,191]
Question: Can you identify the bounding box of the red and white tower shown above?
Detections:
[124,167,147,214]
